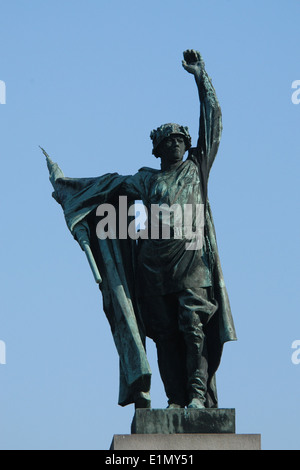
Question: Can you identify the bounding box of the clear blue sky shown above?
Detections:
[0,0,299,450]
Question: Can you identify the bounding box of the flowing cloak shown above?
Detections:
[43,65,237,407]
[44,156,152,406]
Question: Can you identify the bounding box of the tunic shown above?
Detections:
[121,154,212,295]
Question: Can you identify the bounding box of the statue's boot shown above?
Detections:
[134,391,151,409]
[184,327,208,409]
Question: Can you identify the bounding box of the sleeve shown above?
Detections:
[119,171,145,200]
[195,67,223,174]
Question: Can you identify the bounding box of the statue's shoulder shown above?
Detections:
[138,166,160,174]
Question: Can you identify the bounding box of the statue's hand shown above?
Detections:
[182,49,205,77]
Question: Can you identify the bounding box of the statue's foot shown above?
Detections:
[187,397,205,409]
[167,403,182,409]
[134,391,151,409]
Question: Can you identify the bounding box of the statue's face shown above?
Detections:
[158,134,186,164]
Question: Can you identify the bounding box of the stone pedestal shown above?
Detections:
[110,433,261,450]
[110,408,261,451]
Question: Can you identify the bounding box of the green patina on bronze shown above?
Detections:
[43,49,237,410]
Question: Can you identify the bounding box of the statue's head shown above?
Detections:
[150,123,192,160]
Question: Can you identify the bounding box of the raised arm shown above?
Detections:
[182,49,222,173]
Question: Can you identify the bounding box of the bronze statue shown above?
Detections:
[43,49,236,410]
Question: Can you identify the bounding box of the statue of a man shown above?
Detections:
[44,49,236,410]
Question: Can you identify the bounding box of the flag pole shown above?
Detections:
[73,224,102,284]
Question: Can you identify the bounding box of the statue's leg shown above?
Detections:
[140,294,188,407]
[177,288,217,408]
[155,330,187,407]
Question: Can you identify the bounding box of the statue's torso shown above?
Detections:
[132,158,212,296]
